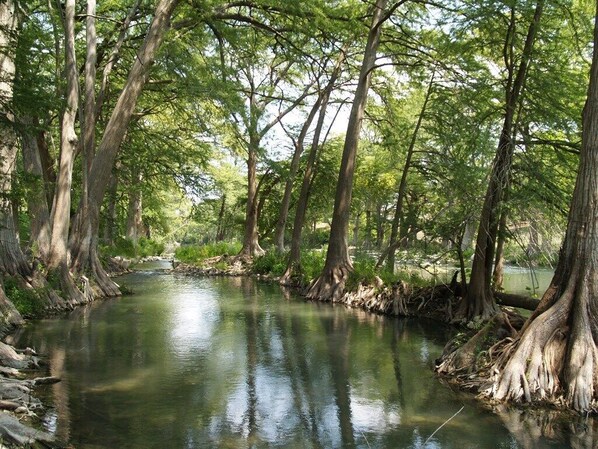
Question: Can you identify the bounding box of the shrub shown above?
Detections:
[298,250,325,283]
[101,237,166,259]
[175,241,242,265]
[137,237,165,257]
[3,277,45,318]
[252,252,287,277]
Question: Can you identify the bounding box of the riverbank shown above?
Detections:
[0,256,135,447]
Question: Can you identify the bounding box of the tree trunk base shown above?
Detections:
[89,250,121,298]
[306,264,351,302]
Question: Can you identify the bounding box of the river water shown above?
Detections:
[10,262,587,448]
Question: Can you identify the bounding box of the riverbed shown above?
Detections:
[10,263,586,448]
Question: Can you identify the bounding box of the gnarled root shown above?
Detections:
[90,250,120,298]
[436,312,519,376]
[485,279,598,412]
[306,264,351,302]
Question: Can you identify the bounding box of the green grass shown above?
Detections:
[175,241,242,265]
[101,237,166,259]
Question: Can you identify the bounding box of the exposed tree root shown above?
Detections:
[436,312,521,376]
[306,265,351,302]
[89,249,121,298]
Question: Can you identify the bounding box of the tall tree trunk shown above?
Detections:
[0,0,28,327]
[78,0,97,273]
[280,92,335,284]
[492,207,508,290]
[273,96,323,253]
[126,172,143,245]
[36,128,56,207]
[102,171,118,245]
[486,6,598,411]
[375,204,384,249]
[47,0,79,271]
[20,117,51,260]
[239,132,265,257]
[377,70,434,271]
[69,0,179,297]
[307,0,389,301]
[280,49,347,284]
[461,1,544,320]
[215,194,226,241]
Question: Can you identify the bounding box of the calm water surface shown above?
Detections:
[11,263,581,448]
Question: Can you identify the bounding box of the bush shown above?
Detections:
[101,237,166,259]
[346,254,380,291]
[175,241,242,264]
[298,250,325,283]
[137,237,165,257]
[3,277,45,318]
[252,252,287,277]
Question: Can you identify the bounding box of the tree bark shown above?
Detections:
[273,95,323,253]
[126,172,143,245]
[239,131,265,258]
[102,171,118,245]
[69,0,179,296]
[0,0,28,327]
[485,4,598,412]
[0,0,29,279]
[47,0,79,271]
[461,1,544,320]
[215,194,226,241]
[492,206,508,290]
[280,91,334,283]
[280,50,348,284]
[379,70,435,272]
[19,117,51,260]
[307,0,388,301]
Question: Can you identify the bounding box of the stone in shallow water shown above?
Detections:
[0,413,54,445]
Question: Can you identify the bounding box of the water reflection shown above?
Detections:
[10,272,590,448]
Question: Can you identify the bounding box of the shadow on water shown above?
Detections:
[9,271,598,448]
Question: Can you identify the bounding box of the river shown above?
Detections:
[10,262,589,448]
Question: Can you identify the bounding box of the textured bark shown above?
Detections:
[307,0,388,300]
[79,0,97,270]
[281,93,333,283]
[273,95,323,252]
[483,6,598,412]
[126,172,143,244]
[0,0,30,280]
[461,1,544,320]
[102,172,118,245]
[20,118,51,260]
[70,0,179,296]
[215,194,226,241]
[239,132,265,257]
[281,49,347,284]
[492,207,508,290]
[47,0,79,271]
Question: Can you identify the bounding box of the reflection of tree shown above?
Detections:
[493,404,598,449]
[241,277,259,445]
[390,319,406,410]
[322,308,356,448]
[275,309,324,449]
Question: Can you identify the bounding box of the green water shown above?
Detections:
[10,264,580,448]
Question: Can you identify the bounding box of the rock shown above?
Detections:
[0,413,54,446]
[33,376,61,385]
